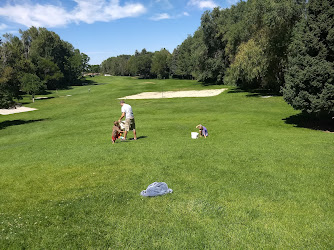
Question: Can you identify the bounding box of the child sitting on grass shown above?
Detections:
[196,124,208,138]
[112,121,124,144]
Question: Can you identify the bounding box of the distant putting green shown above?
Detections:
[0,76,333,249]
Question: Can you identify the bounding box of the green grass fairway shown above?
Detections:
[1,76,333,248]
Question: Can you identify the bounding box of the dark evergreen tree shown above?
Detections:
[0,34,23,107]
[282,0,334,116]
[0,66,20,108]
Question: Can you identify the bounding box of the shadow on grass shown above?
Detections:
[81,79,98,86]
[17,102,31,105]
[199,82,223,87]
[136,136,147,140]
[39,89,53,95]
[0,119,45,130]
[283,113,334,133]
[227,87,279,97]
[115,136,148,143]
[128,136,148,141]
[226,87,245,94]
[246,89,278,97]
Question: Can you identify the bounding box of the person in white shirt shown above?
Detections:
[118,100,137,140]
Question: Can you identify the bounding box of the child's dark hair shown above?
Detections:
[114,121,119,126]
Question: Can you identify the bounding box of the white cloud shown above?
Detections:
[187,0,217,9]
[150,13,171,21]
[0,3,70,27]
[228,0,239,4]
[154,0,173,10]
[0,0,147,28]
[0,23,8,30]
[71,0,146,23]
[150,11,190,21]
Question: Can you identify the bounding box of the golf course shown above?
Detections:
[0,76,333,248]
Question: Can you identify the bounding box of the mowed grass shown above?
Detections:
[0,76,333,249]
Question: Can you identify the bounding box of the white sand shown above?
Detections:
[0,106,38,115]
[119,88,227,99]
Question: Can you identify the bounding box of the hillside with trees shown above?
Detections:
[0,27,89,108]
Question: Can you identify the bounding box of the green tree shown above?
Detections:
[282,0,334,116]
[127,49,153,78]
[0,27,87,107]
[81,53,90,73]
[225,38,268,89]
[116,55,131,76]
[151,48,171,79]
[89,65,101,73]
[127,56,137,76]
[196,8,229,83]
[1,34,24,67]
[101,55,131,76]
[20,73,44,102]
[20,27,39,60]
[137,49,153,78]
[171,36,194,79]
[223,0,304,90]
[25,27,88,88]
[36,57,63,89]
[0,67,20,108]
[189,28,206,80]
[101,57,114,74]
[65,50,90,83]
[0,34,23,108]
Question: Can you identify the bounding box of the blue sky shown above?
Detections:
[0,0,239,65]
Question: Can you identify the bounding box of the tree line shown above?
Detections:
[0,0,332,116]
[0,27,89,107]
[101,0,333,117]
[101,48,172,79]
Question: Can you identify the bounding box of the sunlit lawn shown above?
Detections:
[0,76,333,248]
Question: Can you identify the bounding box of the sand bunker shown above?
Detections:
[0,106,37,115]
[261,96,273,98]
[35,97,49,100]
[119,88,227,99]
